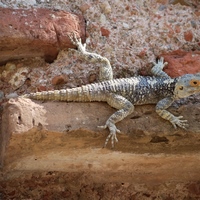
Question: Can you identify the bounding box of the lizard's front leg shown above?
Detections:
[98,94,134,148]
[156,97,188,129]
[68,32,113,81]
[151,57,170,78]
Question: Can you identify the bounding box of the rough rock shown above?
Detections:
[0,98,47,166]
[1,98,200,165]
[1,98,200,199]
[0,8,86,65]
[162,50,200,77]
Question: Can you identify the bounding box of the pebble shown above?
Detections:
[79,3,90,13]
[184,30,193,42]
[100,14,107,25]
[5,63,16,71]
[158,4,167,11]
[100,27,110,37]
[100,1,111,14]
[0,91,4,101]
[5,92,18,99]
[122,22,130,29]
[9,67,29,89]
[52,75,67,85]
[88,74,96,83]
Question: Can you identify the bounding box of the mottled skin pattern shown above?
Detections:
[22,33,200,148]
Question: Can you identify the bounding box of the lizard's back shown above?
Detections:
[86,76,177,105]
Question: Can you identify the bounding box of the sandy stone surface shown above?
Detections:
[1,128,200,198]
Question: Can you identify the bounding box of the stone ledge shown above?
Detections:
[1,97,200,166]
[1,97,200,198]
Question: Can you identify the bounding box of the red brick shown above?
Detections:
[161,50,200,77]
[0,8,86,65]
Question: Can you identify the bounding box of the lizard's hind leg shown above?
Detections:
[98,93,134,148]
[68,32,113,81]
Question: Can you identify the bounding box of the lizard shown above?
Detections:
[21,33,200,148]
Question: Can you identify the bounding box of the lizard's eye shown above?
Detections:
[179,86,183,90]
[190,80,200,87]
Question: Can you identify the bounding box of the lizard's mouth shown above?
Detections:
[174,86,200,99]
[188,87,200,95]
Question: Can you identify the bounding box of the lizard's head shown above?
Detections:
[174,73,200,99]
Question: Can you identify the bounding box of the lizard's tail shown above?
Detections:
[21,84,104,102]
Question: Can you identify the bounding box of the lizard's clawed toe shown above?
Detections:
[98,121,120,148]
[171,116,188,129]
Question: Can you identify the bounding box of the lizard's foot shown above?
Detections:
[98,122,120,148]
[67,32,86,52]
[170,116,188,129]
[153,57,168,70]
[151,57,169,78]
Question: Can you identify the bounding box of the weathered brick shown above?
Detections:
[0,8,86,65]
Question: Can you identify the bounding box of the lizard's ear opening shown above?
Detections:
[189,80,200,87]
